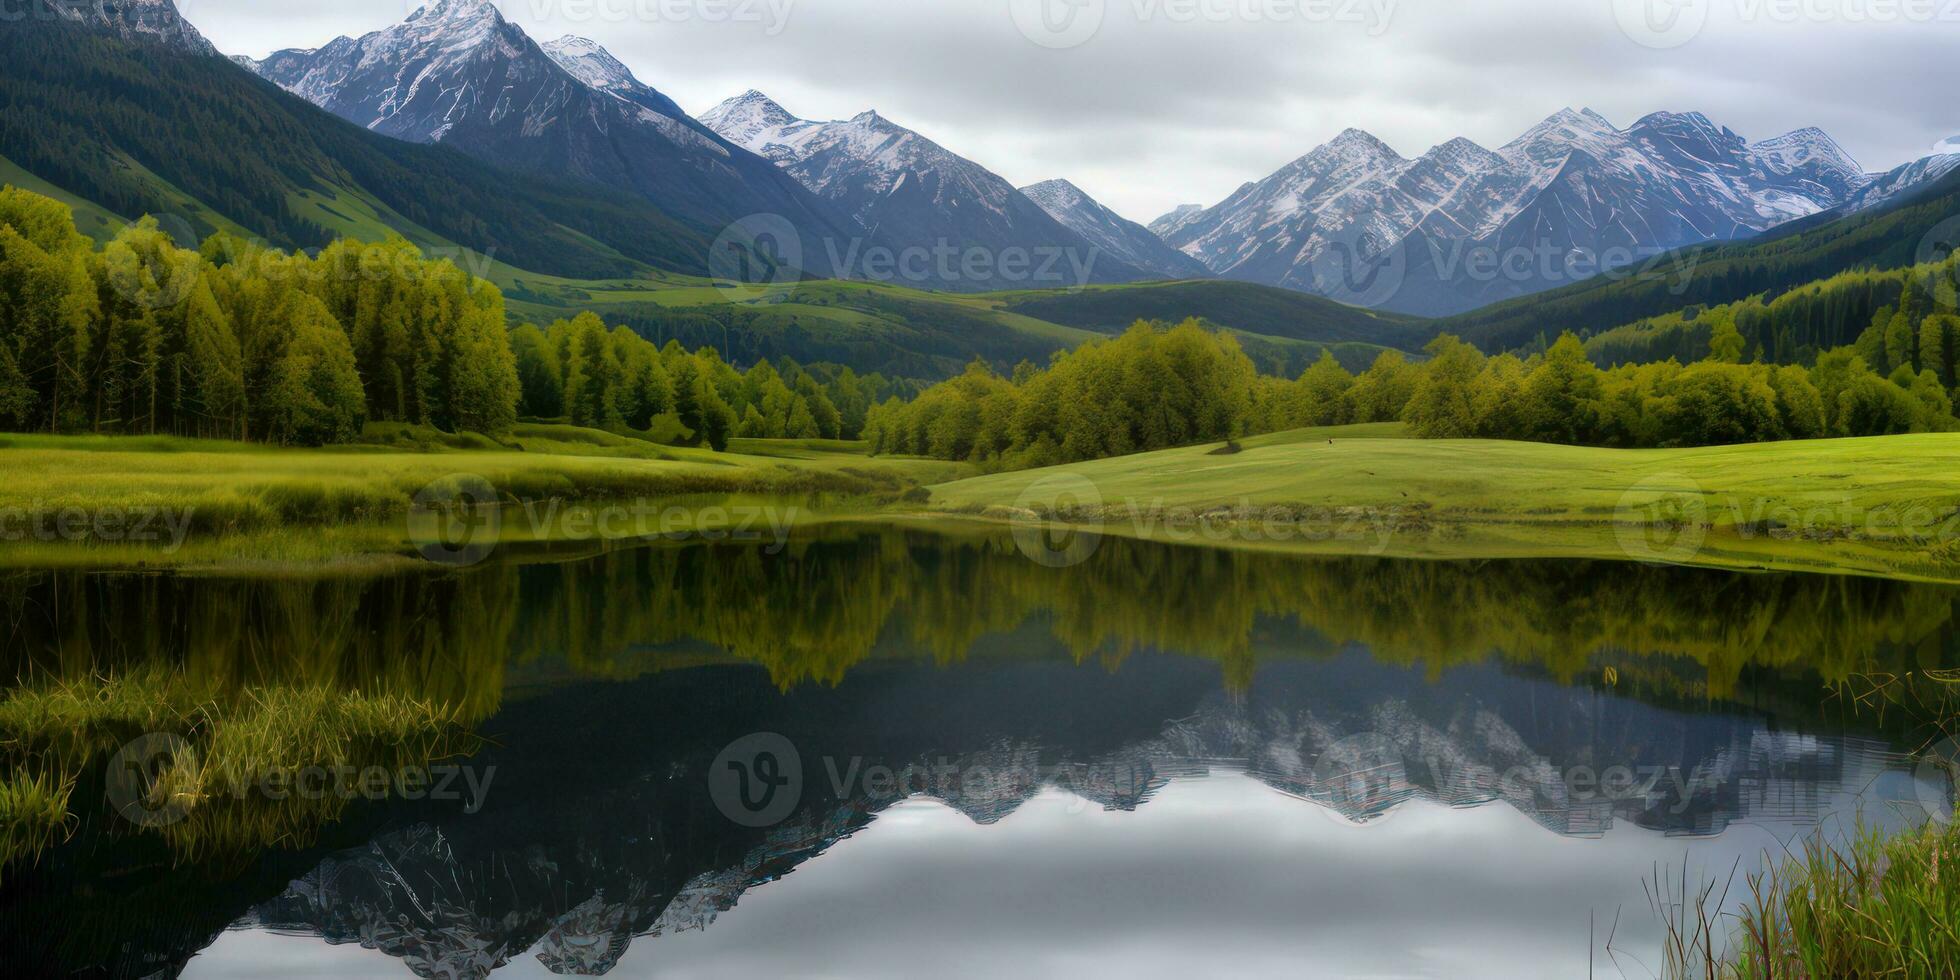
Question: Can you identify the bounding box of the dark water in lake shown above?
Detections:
[3,529,1957,979]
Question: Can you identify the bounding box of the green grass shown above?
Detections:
[0,768,71,880]
[0,425,967,571]
[1704,824,1960,980]
[924,425,1960,583]
[0,666,473,865]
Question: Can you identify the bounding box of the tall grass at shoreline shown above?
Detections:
[1660,672,1960,978]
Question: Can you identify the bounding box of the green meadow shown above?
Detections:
[0,425,964,571]
[925,425,1960,583]
[4,421,1958,582]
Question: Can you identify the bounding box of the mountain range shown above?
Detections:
[187,0,1960,311]
[698,90,1156,287]
[1162,109,1958,315]
[8,0,1959,322]
[236,0,866,276]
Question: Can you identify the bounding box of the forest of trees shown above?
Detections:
[507,312,904,450]
[1434,164,1960,351]
[864,320,1259,466]
[0,19,705,278]
[867,319,1958,467]
[1586,258,1960,373]
[0,189,898,448]
[0,187,514,445]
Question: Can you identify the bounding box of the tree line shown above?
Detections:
[508,313,904,450]
[1586,257,1960,378]
[0,187,513,445]
[0,188,898,447]
[867,317,1957,467]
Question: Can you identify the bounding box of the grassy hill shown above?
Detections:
[988,279,1428,345]
[495,274,1419,379]
[926,425,1960,583]
[1432,166,1960,353]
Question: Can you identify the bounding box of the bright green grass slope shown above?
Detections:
[0,426,967,572]
[926,426,1960,582]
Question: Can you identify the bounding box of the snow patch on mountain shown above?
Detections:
[1164,107,1940,314]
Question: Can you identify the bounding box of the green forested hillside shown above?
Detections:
[992,279,1426,345]
[1434,167,1960,353]
[0,16,709,278]
[1586,258,1959,372]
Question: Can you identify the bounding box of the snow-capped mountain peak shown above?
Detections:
[52,0,218,55]
[699,90,801,143]
[1752,126,1862,176]
[237,0,871,264]
[1022,180,1212,280]
[412,0,504,25]
[1161,106,1924,315]
[703,95,1152,288]
[1323,127,1404,165]
[542,35,636,94]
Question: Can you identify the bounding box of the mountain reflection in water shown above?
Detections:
[2,529,1956,979]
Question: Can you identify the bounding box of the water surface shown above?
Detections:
[3,530,1956,978]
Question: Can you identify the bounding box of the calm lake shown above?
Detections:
[3,529,1957,979]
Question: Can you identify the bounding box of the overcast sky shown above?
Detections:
[185,0,1960,224]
